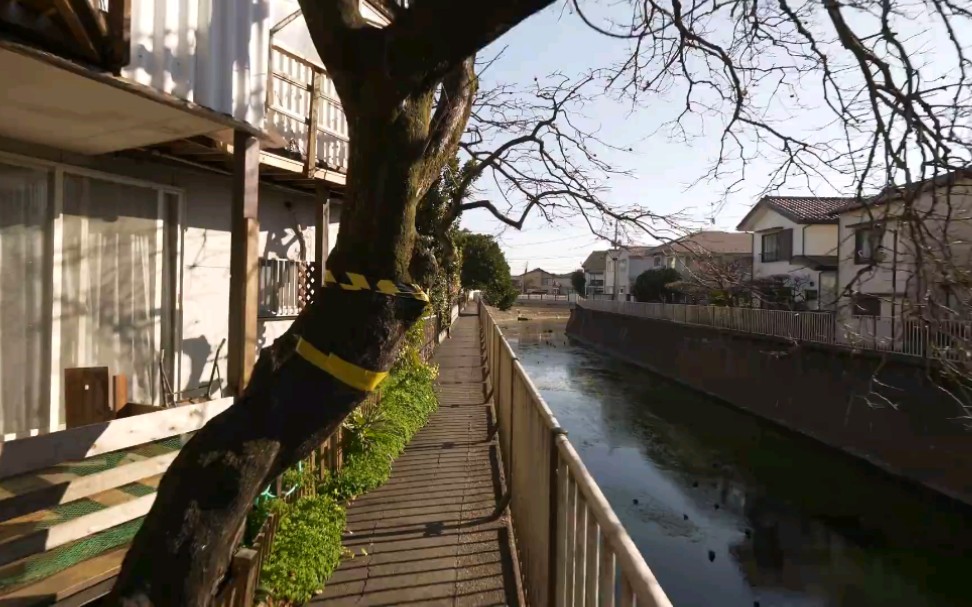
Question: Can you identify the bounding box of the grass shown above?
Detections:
[255,321,440,605]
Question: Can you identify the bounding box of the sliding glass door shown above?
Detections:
[0,157,179,438]
[0,164,51,437]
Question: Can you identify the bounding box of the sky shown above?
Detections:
[455,1,968,275]
[457,4,774,274]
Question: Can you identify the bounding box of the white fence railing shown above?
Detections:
[481,303,672,607]
[577,299,972,362]
[517,293,579,302]
[267,44,350,171]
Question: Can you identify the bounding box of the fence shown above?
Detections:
[517,293,580,302]
[578,299,972,362]
[480,303,672,607]
[258,259,316,318]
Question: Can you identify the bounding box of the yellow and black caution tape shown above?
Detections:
[323,270,429,303]
[295,336,388,392]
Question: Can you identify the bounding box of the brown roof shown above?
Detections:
[653,231,752,256]
[582,250,607,273]
[737,196,860,229]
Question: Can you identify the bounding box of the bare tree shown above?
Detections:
[109,0,972,603]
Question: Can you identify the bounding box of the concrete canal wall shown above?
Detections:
[566,306,972,506]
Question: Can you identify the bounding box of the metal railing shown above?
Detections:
[258,258,314,318]
[578,299,972,362]
[480,303,672,607]
[517,293,579,302]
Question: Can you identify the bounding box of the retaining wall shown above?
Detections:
[566,306,972,506]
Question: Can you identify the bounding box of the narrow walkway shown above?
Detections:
[313,306,521,606]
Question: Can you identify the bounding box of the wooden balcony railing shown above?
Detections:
[267,44,350,177]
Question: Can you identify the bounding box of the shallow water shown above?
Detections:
[505,319,972,607]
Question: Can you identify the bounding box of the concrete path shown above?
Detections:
[312,306,522,606]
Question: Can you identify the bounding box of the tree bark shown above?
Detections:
[108,0,553,603]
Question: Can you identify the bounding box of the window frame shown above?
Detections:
[760,229,792,263]
[851,294,882,317]
[854,224,884,264]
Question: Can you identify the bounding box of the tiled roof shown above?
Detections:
[762,196,858,223]
[657,231,752,256]
[582,250,607,272]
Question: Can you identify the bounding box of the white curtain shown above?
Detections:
[60,175,163,411]
[0,164,49,436]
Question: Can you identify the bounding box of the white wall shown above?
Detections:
[836,182,972,320]
[746,206,837,281]
[0,139,329,400]
[123,0,271,129]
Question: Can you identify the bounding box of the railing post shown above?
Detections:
[548,428,567,607]
[304,70,322,177]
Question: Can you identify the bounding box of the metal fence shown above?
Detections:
[480,303,672,607]
[578,299,972,362]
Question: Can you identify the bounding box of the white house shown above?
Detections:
[737,196,855,309]
[582,250,607,296]
[835,171,972,322]
[0,0,396,440]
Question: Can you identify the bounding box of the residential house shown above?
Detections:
[516,268,572,294]
[0,0,400,440]
[737,196,857,309]
[835,171,972,331]
[649,231,751,274]
[603,246,654,298]
[582,250,607,296]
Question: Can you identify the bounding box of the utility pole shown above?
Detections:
[611,220,620,301]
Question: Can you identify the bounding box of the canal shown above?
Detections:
[503,317,972,607]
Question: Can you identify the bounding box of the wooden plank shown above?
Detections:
[51,0,101,59]
[63,368,111,429]
[304,70,322,177]
[105,0,131,71]
[0,398,232,480]
[0,452,177,524]
[111,375,127,414]
[0,494,154,568]
[585,514,599,606]
[227,130,261,396]
[0,547,125,605]
[598,535,615,607]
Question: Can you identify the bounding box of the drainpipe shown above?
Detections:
[891,227,899,341]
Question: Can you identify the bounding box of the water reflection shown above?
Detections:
[505,319,972,607]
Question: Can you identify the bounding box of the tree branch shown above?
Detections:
[298,0,381,104]
[417,57,478,199]
[383,0,558,95]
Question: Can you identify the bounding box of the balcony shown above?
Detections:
[266,43,350,177]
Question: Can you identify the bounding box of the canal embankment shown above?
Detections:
[566,304,972,507]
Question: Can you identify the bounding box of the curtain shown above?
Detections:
[0,164,49,437]
[60,175,162,411]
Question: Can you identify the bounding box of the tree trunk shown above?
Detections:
[108,92,437,606]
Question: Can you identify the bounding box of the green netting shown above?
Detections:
[42,498,105,528]
[118,482,155,498]
[0,518,143,591]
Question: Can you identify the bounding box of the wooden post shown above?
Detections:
[315,183,330,289]
[112,374,128,415]
[230,548,259,607]
[304,70,322,177]
[227,130,260,396]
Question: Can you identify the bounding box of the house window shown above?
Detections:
[653,255,662,267]
[258,258,311,318]
[761,229,792,263]
[854,225,883,264]
[804,289,818,302]
[852,294,882,317]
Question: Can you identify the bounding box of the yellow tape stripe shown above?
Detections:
[322,270,430,302]
[295,337,388,392]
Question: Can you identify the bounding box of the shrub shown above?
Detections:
[256,329,440,603]
[483,279,519,310]
[259,494,346,605]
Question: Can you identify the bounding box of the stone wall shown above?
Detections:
[566,306,972,506]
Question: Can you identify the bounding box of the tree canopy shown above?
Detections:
[571,270,586,295]
[633,268,682,303]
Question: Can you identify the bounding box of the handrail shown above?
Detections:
[478,300,672,607]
